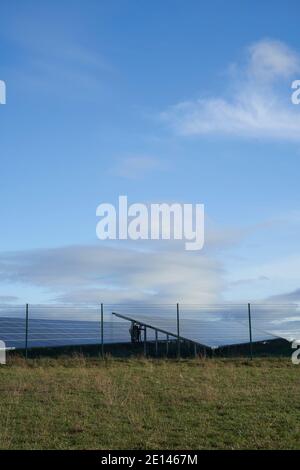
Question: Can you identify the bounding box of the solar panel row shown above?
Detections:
[0,304,299,349]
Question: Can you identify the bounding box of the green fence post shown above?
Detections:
[25,303,29,360]
[248,303,253,360]
[101,303,104,357]
[177,303,180,358]
[144,327,147,356]
[155,330,158,356]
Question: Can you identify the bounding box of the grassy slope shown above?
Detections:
[0,355,299,450]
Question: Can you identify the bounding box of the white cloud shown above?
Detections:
[0,244,224,304]
[161,39,300,140]
[248,39,300,81]
[109,155,165,179]
[0,218,297,306]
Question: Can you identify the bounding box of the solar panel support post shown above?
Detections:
[194,343,197,358]
[144,327,147,356]
[25,303,29,360]
[101,303,104,358]
[248,303,253,360]
[176,303,180,358]
[166,334,169,356]
[155,330,158,356]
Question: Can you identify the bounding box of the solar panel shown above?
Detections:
[0,303,298,350]
[0,317,133,348]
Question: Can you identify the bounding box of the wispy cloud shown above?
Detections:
[268,288,300,303]
[161,39,300,140]
[230,276,270,288]
[0,217,296,305]
[109,155,166,179]
[2,13,112,101]
[0,244,224,304]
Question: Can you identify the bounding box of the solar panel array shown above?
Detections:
[108,304,260,348]
[0,303,299,350]
[0,305,130,348]
[105,303,300,348]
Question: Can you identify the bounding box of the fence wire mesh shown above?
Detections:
[0,303,299,356]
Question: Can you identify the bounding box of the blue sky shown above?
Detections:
[0,0,300,305]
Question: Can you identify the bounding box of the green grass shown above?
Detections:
[0,355,299,450]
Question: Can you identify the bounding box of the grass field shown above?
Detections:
[0,355,299,450]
